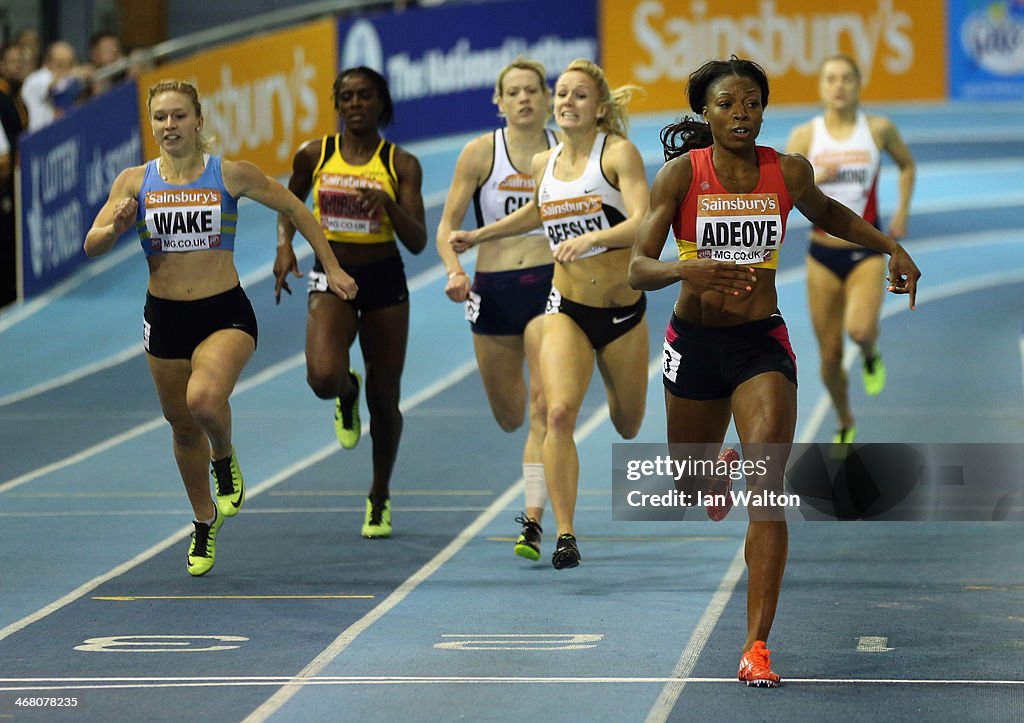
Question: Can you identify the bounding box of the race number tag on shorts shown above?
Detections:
[465,291,481,323]
[544,287,563,315]
[307,270,329,294]
[695,193,782,265]
[144,188,223,253]
[662,340,681,382]
[318,173,383,234]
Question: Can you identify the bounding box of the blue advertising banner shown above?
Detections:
[948,0,1024,99]
[19,81,142,298]
[335,0,598,142]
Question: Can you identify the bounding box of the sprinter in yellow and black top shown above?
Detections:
[275,67,426,540]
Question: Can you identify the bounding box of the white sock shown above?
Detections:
[523,463,546,512]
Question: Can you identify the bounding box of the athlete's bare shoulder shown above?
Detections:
[112,163,146,196]
[785,120,814,155]
[292,137,326,173]
[458,131,496,171]
[530,145,555,177]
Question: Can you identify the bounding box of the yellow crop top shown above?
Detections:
[312,135,398,244]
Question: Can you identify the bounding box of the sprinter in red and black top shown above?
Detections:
[629,56,920,688]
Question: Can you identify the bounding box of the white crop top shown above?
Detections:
[473,127,557,231]
[536,132,627,260]
[807,112,881,229]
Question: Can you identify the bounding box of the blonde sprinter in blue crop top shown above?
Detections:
[85,80,356,577]
[451,59,650,570]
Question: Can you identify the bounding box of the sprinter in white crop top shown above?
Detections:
[448,59,650,571]
[435,60,559,556]
[786,54,916,445]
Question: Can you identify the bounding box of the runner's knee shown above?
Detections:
[546,400,579,437]
[185,384,227,428]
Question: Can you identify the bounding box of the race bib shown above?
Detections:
[318,173,383,234]
[144,188,223,253]
[539,195,608,259]
[495,173,534,217]
[812,149,872,211]
[695,193,782,266]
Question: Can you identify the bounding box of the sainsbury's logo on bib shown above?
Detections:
[698,194,777,214]
[319,174,385,234]
[539,194,608,259]
[497,173,534,192]
[539,195,602,220]
[496,173,534,216]
[696,193,782,265]
[144,187,224,253]
[321,173,382,190]
[145,189,221,207]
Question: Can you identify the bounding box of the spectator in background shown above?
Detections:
[0,43,29,141]
[86,30,123,97]
[0,42,28,309]
[13,27,40,71]
[21,40,81,131]
[124,46,156,80]
[0,120,9,167]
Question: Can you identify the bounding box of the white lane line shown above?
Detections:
[1,675,1020,692]
[1019,329,1024,405]
[0,240,474,408]
[798,267,1024,443]
[0,507,492,518]
[242,356,663,723]
[0,504,626,518]
[644,545,747,723]
[0,243,136,333]
[0,350,301,494]
[646,263,1024,719]
[0,248,482,491]
[239,251,1024,716]
[0,360,478,644]
[0,343,143,407]
[241,481,529,722]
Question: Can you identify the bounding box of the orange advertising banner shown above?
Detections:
[600,0,948,110]
[136,18,338,177]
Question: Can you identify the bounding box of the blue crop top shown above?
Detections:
[136,155,239,257]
